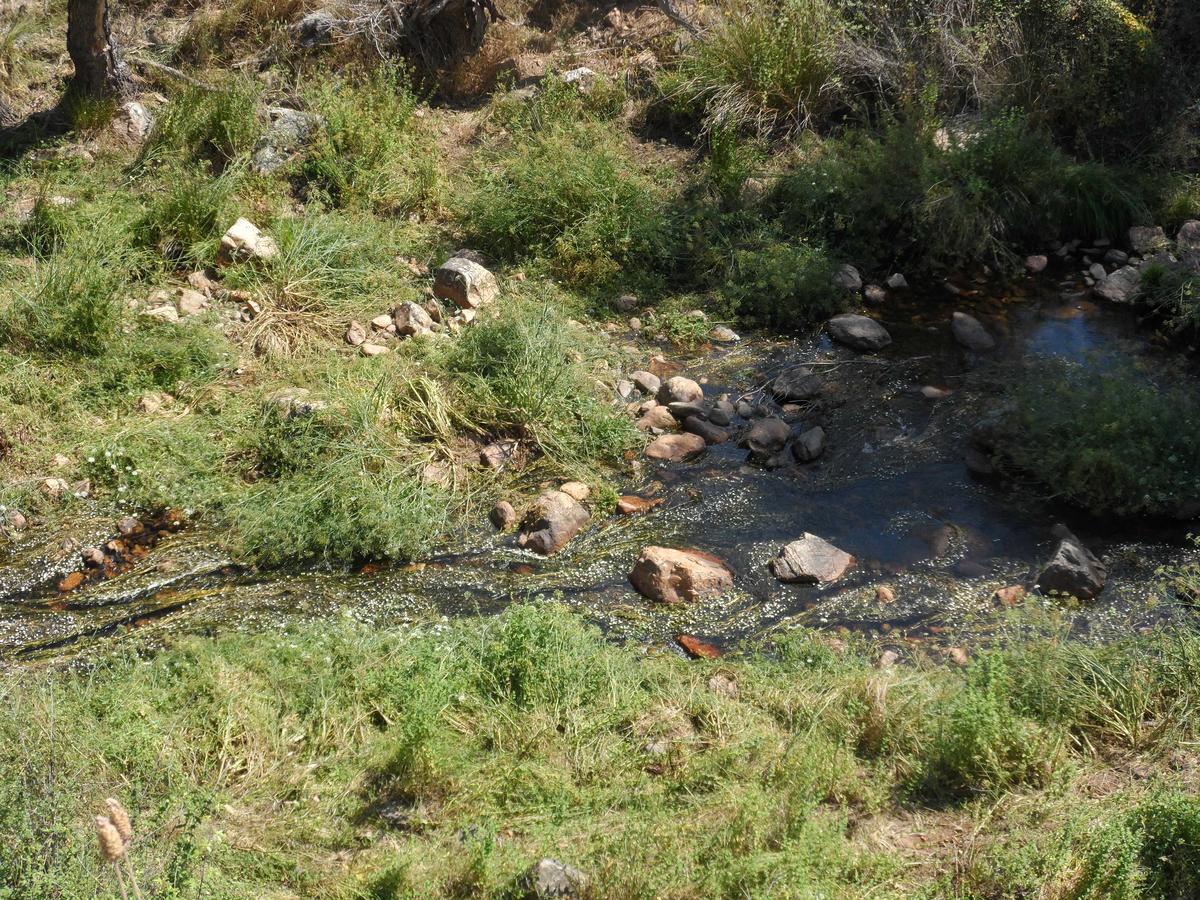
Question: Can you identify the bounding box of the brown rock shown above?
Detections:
[677,634,722,659]
[947,647,970,667]
[81,547,106,567]
[559,481,590,502]
[629,546,734,604]
[345,320,367,346]
[617,495,664,516]
[58,571,84,592]
[876,650,900,669]
[876,585,895,603]
[490,500,518,531]
[433,256,499,309]
[116,516,143,538]
[645,433,706,462]
[517,490,590,555]
[741,417,790,459]
[993,584,1027,607]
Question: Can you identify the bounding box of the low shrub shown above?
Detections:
[1075,791,1200,898]
[914,654,1063,799]
[1138,261,1200,339]
[721,236,839,328]
[299,66,437,214]
[998,359,1200,517]
[466,124,670,285]
[772,114,1145,273]
[446,298,639,466]
[133,164,243,266]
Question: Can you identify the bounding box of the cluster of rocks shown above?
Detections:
[344,252,499,356]
[832,264,910,308]
[1033,222,1200,305]
[490,482,593,556]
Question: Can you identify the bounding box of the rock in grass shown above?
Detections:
[1128,225,1168,255]
[827,314,891,352]
[709,325,740,343]
[345,320,367,346]
[112,101,152,143]
[479,441,517,470]
[645,433,706,461]
[293,9,337,47]
[951,311,995,352]
[559,481,590,502]
[629,546,734,604]
[392,301,434,336]
[217,218,278,266]
[770,533,855,584]
[1036,530,1107,600]
[1176,220,1200,252]
[522,858,588,899]
[656,375,703,406]
[252,107,322,174]
[517,490,590,555]
[433,256,498,310]
[1094,265,1141,303]
[266,387,326,418]
[489,500,518,531]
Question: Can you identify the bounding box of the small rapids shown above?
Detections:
[4,285,1199,666]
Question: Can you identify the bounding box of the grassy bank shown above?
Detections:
[3,604,1200,897]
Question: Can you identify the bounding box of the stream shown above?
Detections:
[3,280,1199,666]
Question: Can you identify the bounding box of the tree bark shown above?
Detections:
[66,0,130,97]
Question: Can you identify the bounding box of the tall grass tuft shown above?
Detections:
[670,0,844,136]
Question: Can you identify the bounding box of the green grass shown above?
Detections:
[998,359,1200,518]
[3,603,1199,897]
[466,122,671,286]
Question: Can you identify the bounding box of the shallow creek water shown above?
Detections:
[3,284,1199,666]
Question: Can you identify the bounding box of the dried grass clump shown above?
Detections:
[94,798,142,899]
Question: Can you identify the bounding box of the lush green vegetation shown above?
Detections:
[3,603,1200,897]
[998,360,1200,518]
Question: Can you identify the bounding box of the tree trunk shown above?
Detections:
[66,0,129,97]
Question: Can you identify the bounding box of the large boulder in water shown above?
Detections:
[645,432,706,461]
[629,546,734,604]
[1036,529,1107,600]
[517,490,590,555]
[827,314,891,352]
[740,417,790,460]
[770,533,855,583]
[951,312,995,352]
[1094,265,1141,303]
[771,367,822,402]
[656,375,703,406]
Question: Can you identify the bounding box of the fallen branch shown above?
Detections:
[128,56,216,91]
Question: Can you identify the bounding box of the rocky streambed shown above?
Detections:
[3,279,1198,667]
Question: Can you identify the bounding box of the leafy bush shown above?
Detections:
[1075,791,1200,899]
[999,360,1200,517]
[915,654,1062,798]
[1138,261,1200,339]
[670,0,843,136]
[772,114,1145,272]
[466,124,670,285]
[490,71,627,133]
[722,237,840,328]
[300,66,436,214]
